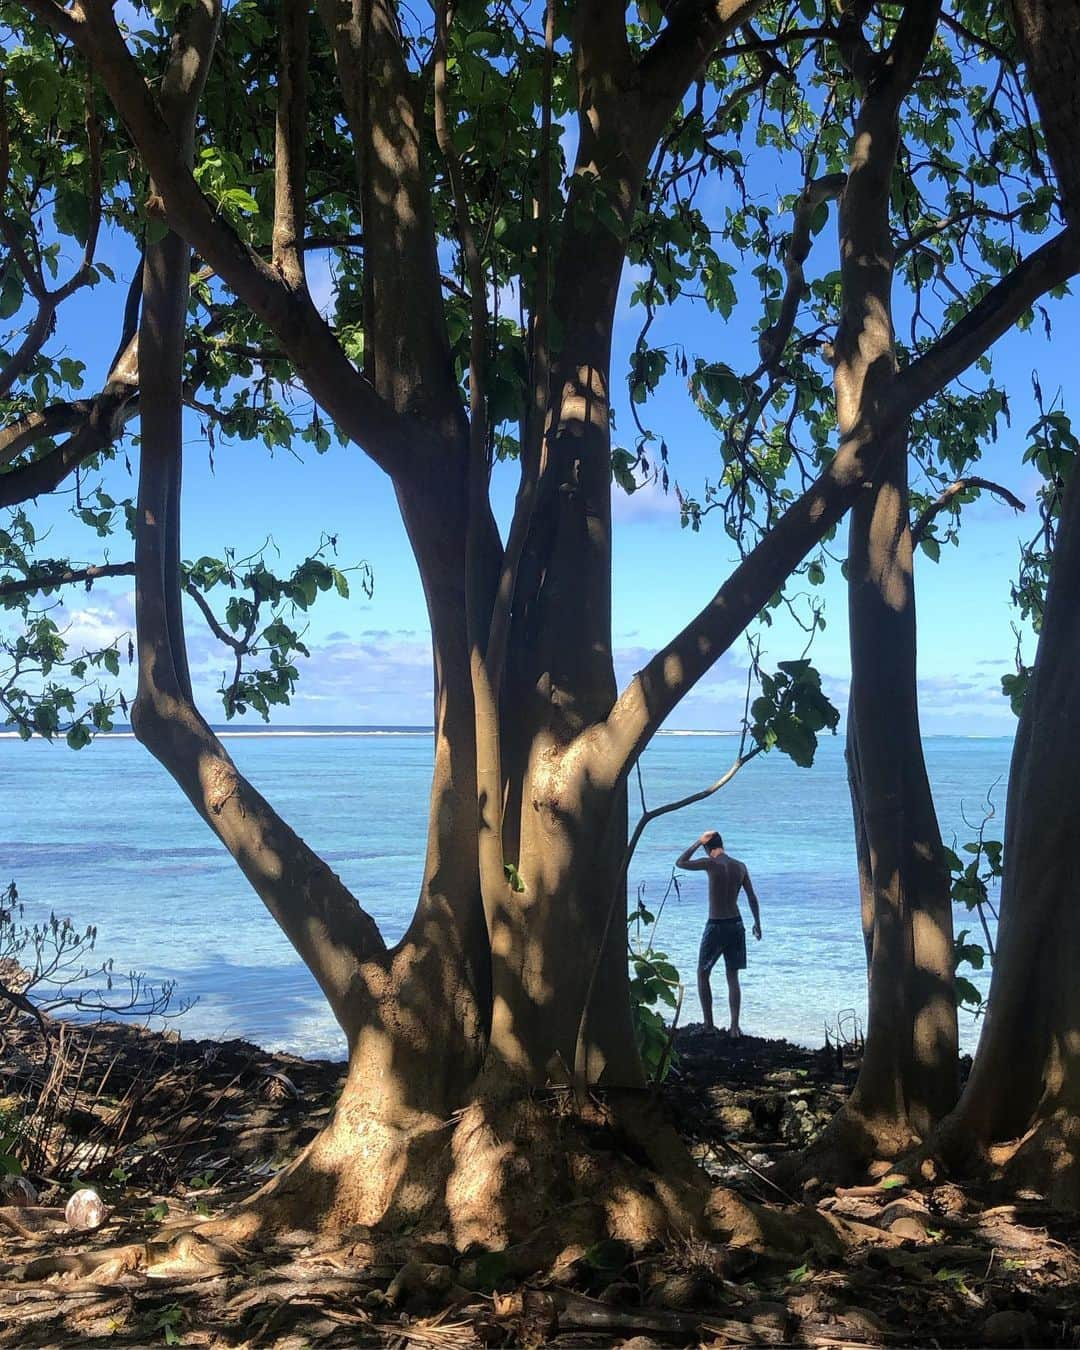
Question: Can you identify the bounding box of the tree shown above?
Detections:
[831,2,958,1161]
[933,0,1080,1205]
[3,0,1077,1248]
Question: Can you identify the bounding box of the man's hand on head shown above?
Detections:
[752,923,762,941]
[698,832,713,846]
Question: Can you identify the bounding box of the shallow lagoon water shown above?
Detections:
[2,729,1008,1059]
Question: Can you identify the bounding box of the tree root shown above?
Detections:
[136,1082,868,1292]
[930,1105,1080,1209]
[771,1101,923,1196]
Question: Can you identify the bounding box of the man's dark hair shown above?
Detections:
[704,831,724,851]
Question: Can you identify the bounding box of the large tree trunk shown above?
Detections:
[937,467,1080,1205]
[920,0,1080,1210]
[844,439,957,1149]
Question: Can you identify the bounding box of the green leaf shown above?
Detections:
[0,270,23,320]
[220,187,260,215]
[66,722,91,750]
[955,976,984,1008]
[504,862,525,893]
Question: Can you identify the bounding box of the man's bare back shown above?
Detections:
[702,851,748,921]
[675,833,761,932]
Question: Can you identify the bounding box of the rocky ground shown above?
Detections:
[1,1015,1078,1347]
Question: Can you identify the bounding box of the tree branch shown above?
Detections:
[0,561,134,601]
[0,402,98,468]
[272,0,308,290]
[435,0,510,933]
[0,338,139,509]
[911,476,1026,545]
[1009,0,1080,226]
[835,0,876,84]
[638,0,768,107]
[719,25,831,58]
[26,0,416,472]
[433,0,488,461]
[896,226,1080,416]
[603,379,891,779]
[893,204,1030,261]
[313,0,464,438]
[754,172,847,377]
[877,0,941,102]
[486,0,556,700]
[116,0,388,1042]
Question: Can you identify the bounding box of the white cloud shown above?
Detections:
[55,590,135,652]
[612,473,680,525]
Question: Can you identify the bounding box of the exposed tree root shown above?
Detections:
[165,1079,868,1288]
[196,1085,718,1260]
[770,1101,922,1196]
[927,1105,1080,1210]
[990,1108,1080,1207]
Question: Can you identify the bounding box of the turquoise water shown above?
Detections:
[2,730,1010,1059]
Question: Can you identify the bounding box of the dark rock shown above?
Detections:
[0,1175,38,1207]
[742,1299,793,1332]
[982,1309,1038,1347]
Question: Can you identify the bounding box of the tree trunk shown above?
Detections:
[779,0,957,1177]
[1009,0,1080,226]
[844,438,957,1147]
[938,466,1080,1204]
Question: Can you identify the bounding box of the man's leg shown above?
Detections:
[726,969,742,1038]
[698,965,714,1030]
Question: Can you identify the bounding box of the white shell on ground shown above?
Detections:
[65,1187,108,1231]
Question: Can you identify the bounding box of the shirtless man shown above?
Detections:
[676,831,762,1038]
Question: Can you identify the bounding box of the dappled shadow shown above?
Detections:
[4,1026,1080,1347]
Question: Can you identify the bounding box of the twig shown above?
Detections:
[911,476,1025,545]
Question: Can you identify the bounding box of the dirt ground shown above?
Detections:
[1,1016,1078,1347]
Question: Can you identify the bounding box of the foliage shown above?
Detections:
[633,2,1063,596]
[183,538,371,722]
[1003,389,1078,714]
[952,928,987,1015]
[943,797,1004,1014]
[750,657,839,769]
[0,0,1071,743]
[628,886,682,1084]
[0,880,183,1021]
[154,1303,184,1346]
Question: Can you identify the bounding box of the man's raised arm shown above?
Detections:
[743,869,762,940]
[676,834,712,870]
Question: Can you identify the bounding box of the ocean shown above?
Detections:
[2,728,1010,1060]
